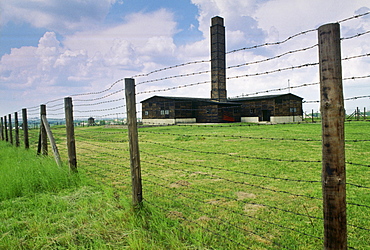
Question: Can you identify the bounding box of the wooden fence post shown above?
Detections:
[0,117,3,140]
[41,114,62,167]
[22,108,30,149]
[125,78,143,207]
[4,116,8,142]
[40,105,48,155]
[14,112,20,147]
[364,107,366,120]
[8,114,13,145]
[318,23,347,250]
[64,97,77,172]
[311,109,314,123]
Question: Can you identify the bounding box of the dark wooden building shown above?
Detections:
[88,117,95,126]
[141,93,303,124]
[140,17,304,125]
[141,96,241,124]
[229,93,303,123]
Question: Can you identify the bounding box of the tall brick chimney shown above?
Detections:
[210,16,227,102]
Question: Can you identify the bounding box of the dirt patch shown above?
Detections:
[167,211,184,220]
[197,216,212,222]
[170,180,191,188]
[244,203,264,214]
[190,171,208,176]
[207,199,224,205]
[236,191,256,200]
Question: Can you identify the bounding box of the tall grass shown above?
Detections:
[0,141,79,201]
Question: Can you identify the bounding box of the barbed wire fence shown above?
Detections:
[0,11,369,249]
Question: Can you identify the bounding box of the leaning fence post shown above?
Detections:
[64,97,77,172]
[40,105,48,155]
[41,112,62,167]
[318,23,347,250]
[22,108,30,149]
[14,112,20,147]
[8,114,13,145]
[125,78,143,207]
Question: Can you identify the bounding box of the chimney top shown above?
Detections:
[211,16,224,26]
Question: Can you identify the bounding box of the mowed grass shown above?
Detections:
[1,121,369,249]
[136,122,369,249]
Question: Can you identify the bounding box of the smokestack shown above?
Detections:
[210,16,227,102]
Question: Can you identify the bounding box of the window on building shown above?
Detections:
[144,111,149,116]
[290,107,297,113]
[250,108,255,113]
[160,110,170,115]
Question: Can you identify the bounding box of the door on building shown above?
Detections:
[262,110,271,121]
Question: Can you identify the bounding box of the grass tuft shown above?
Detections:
[0,141,79,201]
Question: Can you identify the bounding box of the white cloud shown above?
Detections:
[1,0,369,115]
[0,8,181,111]
[254,0,369,38]
[64,9,177,58]
[0,0,117,33]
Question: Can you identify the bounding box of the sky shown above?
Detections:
[1,0,370,118]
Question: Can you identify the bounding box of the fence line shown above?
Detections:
[1,12,370,249]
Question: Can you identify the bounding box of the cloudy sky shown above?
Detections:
[1,0,369,117]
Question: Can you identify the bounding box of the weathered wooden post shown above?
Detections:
[125,78,143,207]
[318,23,347,250]
[4,116,8,142]
[0,117,3,140]
[22,108,30,149]
[41,113,62,167]
[364,107,366,120]
[14,112,20,147]
[312,109,315,123]
[40,105,48,155]
[64,97,77,172]
[8,114,13,145]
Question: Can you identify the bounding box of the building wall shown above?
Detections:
[142,97,198,120]
[142,118,196,125]
[240,116,303,123]
[142,97,172,119]
[237,96,302,122]
[196,104,220,123]
[239,99,275,118]
[241,117,259,123]
[274,96,303,116]
[271,115,303,123]
[174,101,195,118]
[142,96,301,124]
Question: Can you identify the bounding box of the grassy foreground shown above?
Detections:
[0,141,191,249]
[1,122,369,249]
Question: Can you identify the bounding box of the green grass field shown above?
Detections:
[1,121,369,249]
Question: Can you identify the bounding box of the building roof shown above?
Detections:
[140,95,240,106]
[228,93,303,102]
[141,93,303,106]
